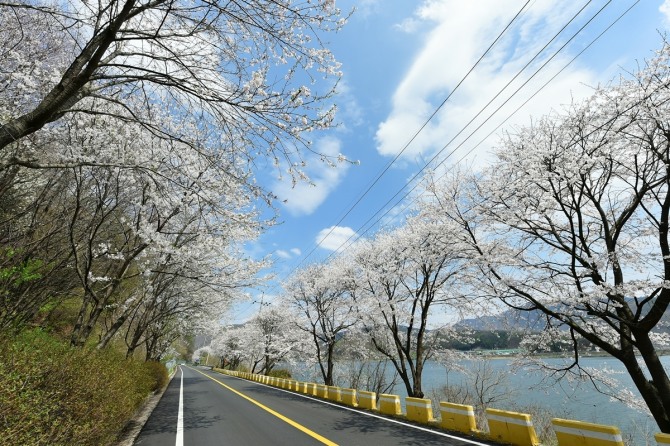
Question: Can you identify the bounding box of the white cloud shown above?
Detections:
[273,136,351,216]
[394,17,421,34]
[274,248,302,259]
[376,1,603,169]
[275,250,291,259]
[336,80,365,130]
[316,226,357,251]
[357,0,382,18]
[661,1,670,27]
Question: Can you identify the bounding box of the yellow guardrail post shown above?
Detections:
[405,397,435,424]
[358,391,377,410]
[552,418,624,446]
[327,386,342,403]
[486,408,540,446]
[316,383,329,399]
[656,433,670,445]
[340,388,357,407]
[439,402,477,434]
[378,394,402,416]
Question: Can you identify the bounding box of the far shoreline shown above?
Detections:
[470,349,670,360]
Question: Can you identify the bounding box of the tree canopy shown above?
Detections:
[0,0,349,357]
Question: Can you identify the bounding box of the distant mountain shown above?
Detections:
[456,300,670,333]
[456,307,547,331]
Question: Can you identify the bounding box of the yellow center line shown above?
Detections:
[187,366,338,446]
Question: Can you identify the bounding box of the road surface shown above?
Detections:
[134,365,499,446]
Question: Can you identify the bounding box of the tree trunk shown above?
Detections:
[125,321,146,358]
[71,300,105,347]
[325,342,335,386]
[628,333,670,432]
[96,300,141,349]
[71,293,94,347]
[126,344,137,359]
[412,361,424,399]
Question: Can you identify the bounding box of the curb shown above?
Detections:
[115,367,178,446]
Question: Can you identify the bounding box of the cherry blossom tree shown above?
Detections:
[283,257,359,385]
[209,306,303,374]
[210,325,245,370]
[0,0,346,168]
[0,168,80,329]
[0,113,264,349]
[424,42,670,431]
[249,306,305,374]
[0,0,351,357]
[351,217,467,398]
[103,255,255,358]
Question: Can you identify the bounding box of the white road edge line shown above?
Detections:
[176,367,184,446]
[217,372,491,446]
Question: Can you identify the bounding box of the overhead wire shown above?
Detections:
[326,0,640,253]
[271,0,639,294]
[323,0,640,259]
[449,0,640,170]
[312,0,606,256]
[291,0,534,272]
[278,0,597,282]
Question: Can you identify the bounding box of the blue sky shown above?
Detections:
[232,0,670,322]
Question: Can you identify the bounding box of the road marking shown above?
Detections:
[188,367,338,446]
[223,372,492,446]
[176,367,184,446]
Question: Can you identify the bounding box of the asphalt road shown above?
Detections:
[134,365,499,446]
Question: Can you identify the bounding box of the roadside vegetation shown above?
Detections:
[205,40,670,433]
[0,329,168,445]
[0,0,348,444]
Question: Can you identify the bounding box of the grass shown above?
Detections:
[0,329,167,446]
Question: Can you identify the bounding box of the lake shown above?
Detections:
[417,356,664,443]
[292,355,669,445]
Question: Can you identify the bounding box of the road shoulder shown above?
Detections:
[115,368,178,446]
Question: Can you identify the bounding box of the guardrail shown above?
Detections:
[213,368,665,446]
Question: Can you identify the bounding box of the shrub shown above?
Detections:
[143,361,169,393]
[0,329,155,446]
[267,368,292,378]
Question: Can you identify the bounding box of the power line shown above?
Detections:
[312,1,602,251]
[376,0,639,233]
[325,0,640,261]
[290,0,534,272]
[280,0,597,281]
[274,0,639,291]
[449,0,640,170]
